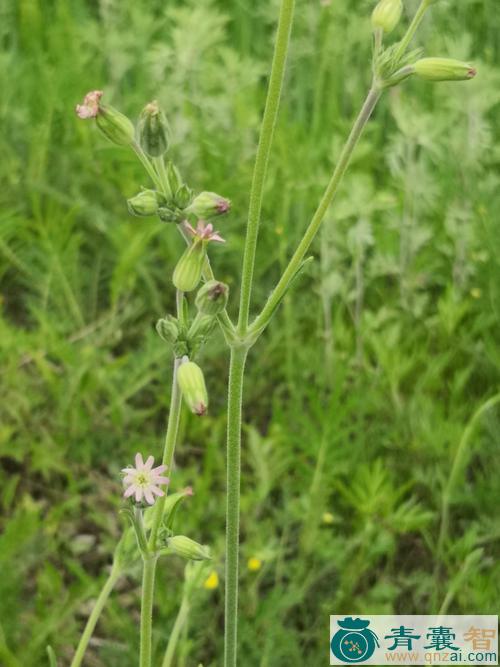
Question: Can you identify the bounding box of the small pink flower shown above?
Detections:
[184,220,225,244]
[121,453,169,505]
[76,90,103,119]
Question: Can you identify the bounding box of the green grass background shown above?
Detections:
[1,0,500,665]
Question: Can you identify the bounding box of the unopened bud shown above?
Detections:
[371,0,403,34]
[173,242,206,292]
[192,314,217,339]
[167,162,183,195]
[96,104,135,146]
[158,206,181,224]
[414,58,477,82]
[137,101,171,157]
[177,359,208,416]
[156,316,179,344]
[186,191,231,218]
[195,280,229,316]
[167,535,211,561]
[127,190,163,217]
[175,184,193,209]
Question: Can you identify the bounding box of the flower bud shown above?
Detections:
[177,359,208,416]
[95,104,135,146]
[137,100,171,157]
[167,162,183,195]
[127,190,163,217]
[195,280,229,316]
[173,242,206,293]
[158,206,181,224]
[414,58,477,82]
[371,0,403,34]
[167,535,211,561]
[186,191,231,219]
[175,184,193,209]
[156,316,179,344]
[192,314,217,339]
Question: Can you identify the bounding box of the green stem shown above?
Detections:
[70,565,121,667]
[140,556,158,667]
[435,393,500,569]
[153,157,172,198]
[393,0,430,63]
[250,86,382,336]
[132,143,163,190]
[224,345,249,667]
[161,598,190,667]
[149,356,183,549]
[237,0,295,334]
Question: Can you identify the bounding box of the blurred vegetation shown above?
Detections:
[1,0,500,665]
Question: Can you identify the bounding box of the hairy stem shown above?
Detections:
[70,565,121,667]
[250,86,382,336]
[237,0,296,334]
[224,345,249,667]
[140,556,158,667]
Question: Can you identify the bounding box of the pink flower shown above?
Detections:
[75,90,103,119]
[121,453,169,505]
[184,220,225,244]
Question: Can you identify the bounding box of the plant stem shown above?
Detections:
[250,86,382,336]
[140,556,158,667]
[224,345,249,667]
[237,0,295,335]
[435,394,500,570]
[393,0,429,63]
[70,565,121,667]
[149,357,183,549]
[132,143,163,190]
[161,598,190,667]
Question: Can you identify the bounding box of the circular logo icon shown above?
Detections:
[330,618,379,663]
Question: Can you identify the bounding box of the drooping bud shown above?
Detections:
[177,359,208,416]
[173,242,206,293]
[127,190,164,217]
[156,316,179,344]
[195,280,229,316]
[371,0,403,34]
[137,100,171,157]
[414,58,477,82]
[167,535,211,561]
[96,104,135,146]
[186,191,231,218]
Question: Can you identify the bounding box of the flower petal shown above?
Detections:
[144,490,155,505]
[124,485,136,498]
[135,453,144,469]
[151,464,167,474]
[144,455,154,471]
[150,486,165,497]
[135,487,143,502]
[152,476,170,485]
